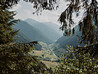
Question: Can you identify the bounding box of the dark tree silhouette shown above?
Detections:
[0,4,18,44]
[59,0,98,45]
[0,0,50,73]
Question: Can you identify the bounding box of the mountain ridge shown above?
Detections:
[13,20,53,44]
[50,25,84,57]
[25,18,63,42]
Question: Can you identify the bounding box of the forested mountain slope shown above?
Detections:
[50,25,84,56]
[14,31,31,43]
[56,25,81,48]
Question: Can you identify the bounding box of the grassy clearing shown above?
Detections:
[41,60,58,68]
[33,50,42,56]
[29,50,58,68]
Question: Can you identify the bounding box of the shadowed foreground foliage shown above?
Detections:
[0,43,51,74]
[0,43,97,74]
[0,7,18,44]
[54,46,98,74]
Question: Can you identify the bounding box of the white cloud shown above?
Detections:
[10,4,21,11]
[13,0,84,27]
[13,0,67,25]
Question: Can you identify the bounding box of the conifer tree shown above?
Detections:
[0,43,49,74]
[0,8,18,44]
[58,0,98,45]
[54,46,98,74]
[0,1,50,73]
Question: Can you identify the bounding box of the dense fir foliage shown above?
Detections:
[0,0,50,73]
[59,0,98,44]
[54,46,98,74]
[0,7,18,44]
[0,0,57,10]
[0,43,50,74]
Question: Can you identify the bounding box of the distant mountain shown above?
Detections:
[25,18,63,42]
[50,25,84,57]
[43,22,63,36]
[14,31,31,43]
[13,20,53,44]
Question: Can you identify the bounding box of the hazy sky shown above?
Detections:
[11,0,84,26]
